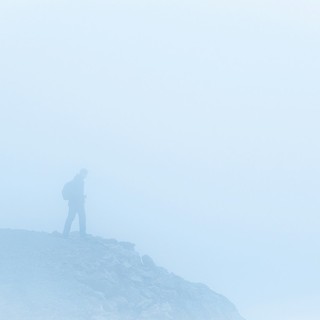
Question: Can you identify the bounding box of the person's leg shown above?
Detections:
[78,205,86,238]
[63,205,77,238]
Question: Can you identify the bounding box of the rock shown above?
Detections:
[0,229,245,320]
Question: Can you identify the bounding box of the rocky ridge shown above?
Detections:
[0,229,244,320]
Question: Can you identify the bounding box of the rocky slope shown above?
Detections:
[0,229,245,320]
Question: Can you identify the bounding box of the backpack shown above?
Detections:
[62,181,73,200]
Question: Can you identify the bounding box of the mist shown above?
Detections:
[1,1,320,319]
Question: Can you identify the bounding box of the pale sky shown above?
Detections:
[1,1,320,320]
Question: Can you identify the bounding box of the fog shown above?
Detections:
[1,1,320,319]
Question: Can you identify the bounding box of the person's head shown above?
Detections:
[79,168,88,179]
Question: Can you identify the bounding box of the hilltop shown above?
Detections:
[0,229,244,320]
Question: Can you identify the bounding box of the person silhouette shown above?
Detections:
[62,169,88,238]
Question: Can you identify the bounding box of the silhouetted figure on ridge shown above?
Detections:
[62,169,88,238]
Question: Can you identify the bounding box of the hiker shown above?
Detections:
[62,169,88,238]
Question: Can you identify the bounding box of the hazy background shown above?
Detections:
[1,1,320,319]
